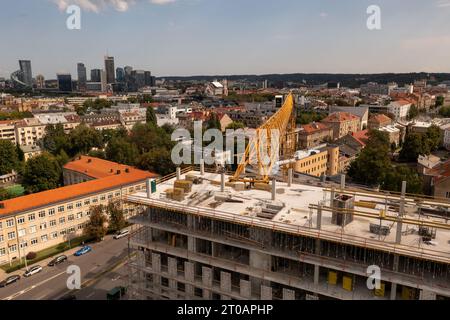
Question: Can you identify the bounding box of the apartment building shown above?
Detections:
[14,118,46,146]
[293,145,339,177]
[298,122,333,149]
[368,114,392,130]
[125,170,450,300]
[0,157,157,266]
[0,120,18,144]
[388,100,412,121]
[321,112,361,139]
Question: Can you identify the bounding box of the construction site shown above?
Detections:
[125,94,450,300]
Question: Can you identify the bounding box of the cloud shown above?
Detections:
[436,0,450,8]
[52,0,176,13]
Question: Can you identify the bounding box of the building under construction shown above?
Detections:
[125,167,450,300]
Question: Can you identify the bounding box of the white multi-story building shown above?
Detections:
[0,120,18,144]
[388,100,412,120]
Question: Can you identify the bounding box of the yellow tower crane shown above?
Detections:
[230,93,297,184]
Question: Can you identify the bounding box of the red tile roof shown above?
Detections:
[300,122,331,134]
[0,168,156,216]
[64,156,136,179]
[426,159,450,184]
[351,130,369,146]
[369,114,392,124]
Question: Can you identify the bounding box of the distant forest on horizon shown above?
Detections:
[159,72,450,88]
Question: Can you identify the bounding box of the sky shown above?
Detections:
[0,0,450,79]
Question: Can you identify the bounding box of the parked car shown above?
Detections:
[48,255,68,266]
[0,275,21,287]
[23,265,43,277]
[74,246,92,256]
[113,229,130,240]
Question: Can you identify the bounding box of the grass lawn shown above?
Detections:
[4,184,25,197]
[0,235,93,273]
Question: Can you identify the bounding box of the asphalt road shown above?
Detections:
[0,234,129,300]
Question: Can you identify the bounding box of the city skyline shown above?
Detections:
[1,0,450,78]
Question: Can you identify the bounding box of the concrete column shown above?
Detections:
[220,271,231,293]
[282,288,296,300]
[340,174,346,190]
[261,285,273,300]
[184,261,195,298]
[221,172,225,192]
[184,261,195,282]
[152,253,161,272]
[146,179,152,199]
[176,167,181,180]
[390,283,397,300]
[316,205,323,230]
[188,236,196,252]
[395,181,407,244]
[288,168,293,187]
[168,258,177,298]
[271,178,276,201]
[168,257,177,276]
[249,251,271,295]
[314,265,320,286]
[200,159,205,175]
[202,267,212,299]
[419,289,437,300]
[240,280,251,299]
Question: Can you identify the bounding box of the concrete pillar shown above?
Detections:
[340,174,346,190]
[390,283,397,300]
[249,251,271,294]
[184,261,195,298]
[202,267,212,299]
[168,257,177,298]
[188,237,196,252]
[419,289,437,300]
[396,181,407,244]
[220,271,231,293]
[288,168,293,187]
[146,178,152,198]
[176,167,181,180]
[282,288,296,300]
[261,285,273,300]
[200,159,205,175]
[168,257,177,276]
[314,265,320,286]
[271,178,276,201]
[221,172,225,192]
[240,280,251,299]
[316,205,323,230]
[152,253,161,272]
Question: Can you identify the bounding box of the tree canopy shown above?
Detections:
[84,205,108,242]
[22,152,62,193]
[0,140,20,175]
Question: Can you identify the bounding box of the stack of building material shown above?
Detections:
[254,183,271,192]
[174,180,193,193]
[186,174,202,185]
[173,188,185,201]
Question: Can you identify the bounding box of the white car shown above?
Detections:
[23,265,43,277]
[113,229,130,239]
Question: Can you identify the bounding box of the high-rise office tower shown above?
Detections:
[104,56,115,84]
[100,70,107,92]
[90,69,101,82]
[57,74,73,92]
[116,67,125,83]
[144,71,152,86]
[19,60,33,86]
[77,63,87,91]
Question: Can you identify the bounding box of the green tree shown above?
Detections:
[382,165,423,194]
[407,105,419,120]
[129,123,173,154]
[42,124,70,155]
[105,137,139,165]
[0,140,20,175]
[226,121,245,130]
[84,205,108,242]
[207,114,221,130]
[88,149,106,159]
[426,125,442,151]
[106,201,127,233]
[23,152,62,193]
[347,130,391,186]
[439,106,450,117]
[69,124,103,155]
[399,133,429,162]
[16,143,25,162]
[136,147,176,176]
[435,96,445,109]
[146,106,157,126]
[0,188,12,201]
